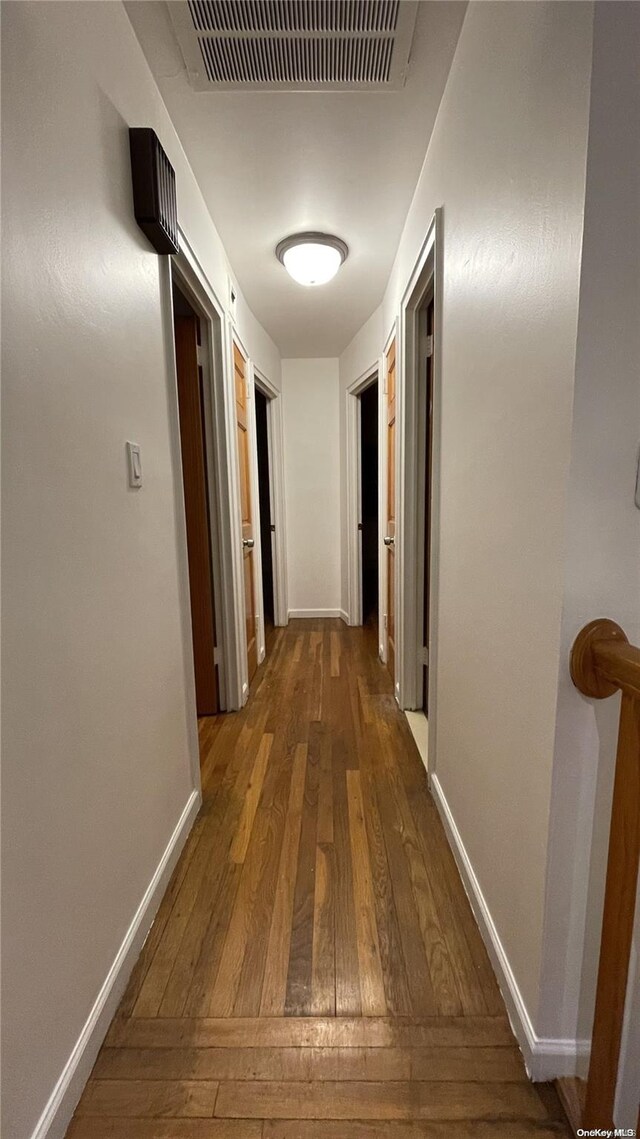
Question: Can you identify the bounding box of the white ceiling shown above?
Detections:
[126,1,467,357]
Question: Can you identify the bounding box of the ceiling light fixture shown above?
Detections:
[276,232,348,287]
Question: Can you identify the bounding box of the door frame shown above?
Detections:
[253,368,289,634]
[382,321,398,672]
[172,309,220,716]
[398,210,442,764]
[229,329,256,699]
[345,363,382,635]
[169,231,245,713]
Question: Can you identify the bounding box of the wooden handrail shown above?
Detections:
[571,619,640,1128]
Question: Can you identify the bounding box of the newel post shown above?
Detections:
[570,619,640,1128]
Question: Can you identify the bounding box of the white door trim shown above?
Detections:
[254,368,289,630]
[376,350,387,662]
[168,232,244,725]
[170,258,228,712]
[161,258,201,788]
[382,320,398,678]
[228,328,252,701]
[245,355,266,663]
[397,209,443,776]
[345,364,379,628]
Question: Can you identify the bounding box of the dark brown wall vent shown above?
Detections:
[129,128,179,255]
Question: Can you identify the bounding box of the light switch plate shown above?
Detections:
[126,442,142,488]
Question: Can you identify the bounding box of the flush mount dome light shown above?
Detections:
[276,232,348,287]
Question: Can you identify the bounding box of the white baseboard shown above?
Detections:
[288,608,343,619]
[430,773,590,1081]
[339,609,350,625]
[30,788,201,1139]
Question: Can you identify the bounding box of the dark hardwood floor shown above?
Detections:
[66,619,571,1136]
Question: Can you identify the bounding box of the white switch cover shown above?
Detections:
[126,442,142,488]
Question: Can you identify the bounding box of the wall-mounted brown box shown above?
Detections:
[129,127,179,255]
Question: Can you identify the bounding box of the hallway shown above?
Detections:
[66,622,570,1136]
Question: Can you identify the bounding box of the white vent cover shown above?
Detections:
[168,1,418,91]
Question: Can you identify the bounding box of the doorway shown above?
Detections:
[252,369,288,646]
[421,295,434,713]
[255,387,275,646]
[398,211,441,759]
[233,341,258,686]
[359,381,379,629]
[384,337,396,687]
[172,282,219,717]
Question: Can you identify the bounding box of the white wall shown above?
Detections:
[339,0,594,1060]
[539,0,640,1106]
[1,4,279,1139]
[282,359,341,616]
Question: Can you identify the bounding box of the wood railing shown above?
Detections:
[571,619,640,1127]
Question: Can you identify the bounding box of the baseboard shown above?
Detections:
[430,774,590,1082]
[288,608,343,619]
[30,788,201,1139]
[339,609,350,625]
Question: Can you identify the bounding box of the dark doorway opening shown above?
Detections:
[360,381,379,628]
[255,388,275,640]
[172,282,219,718]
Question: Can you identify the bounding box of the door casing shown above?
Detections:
[384,334,397,690]
[231,333,288,697]
[169,235,244,714]
[169,234,287,712]
[345,365,384,649]
[397,210,443,774]
[253,368,289,636]
[173,308,219,716]
[233,340,258,686]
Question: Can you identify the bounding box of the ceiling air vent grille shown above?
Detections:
[168,0,418,90]
[189,1,399,34]
[199,34,394,85]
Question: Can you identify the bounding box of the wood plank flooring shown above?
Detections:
[66,619,571,1137]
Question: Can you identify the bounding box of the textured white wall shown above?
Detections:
[339,0,594,1033]
[1,4,279,1138]
[539,0,640,1102]
[282,359,341,615]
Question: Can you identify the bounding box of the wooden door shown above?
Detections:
[234,343,258,684]
[174,314,218,716]
[385,337,396,686]
[423,298,434,713]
